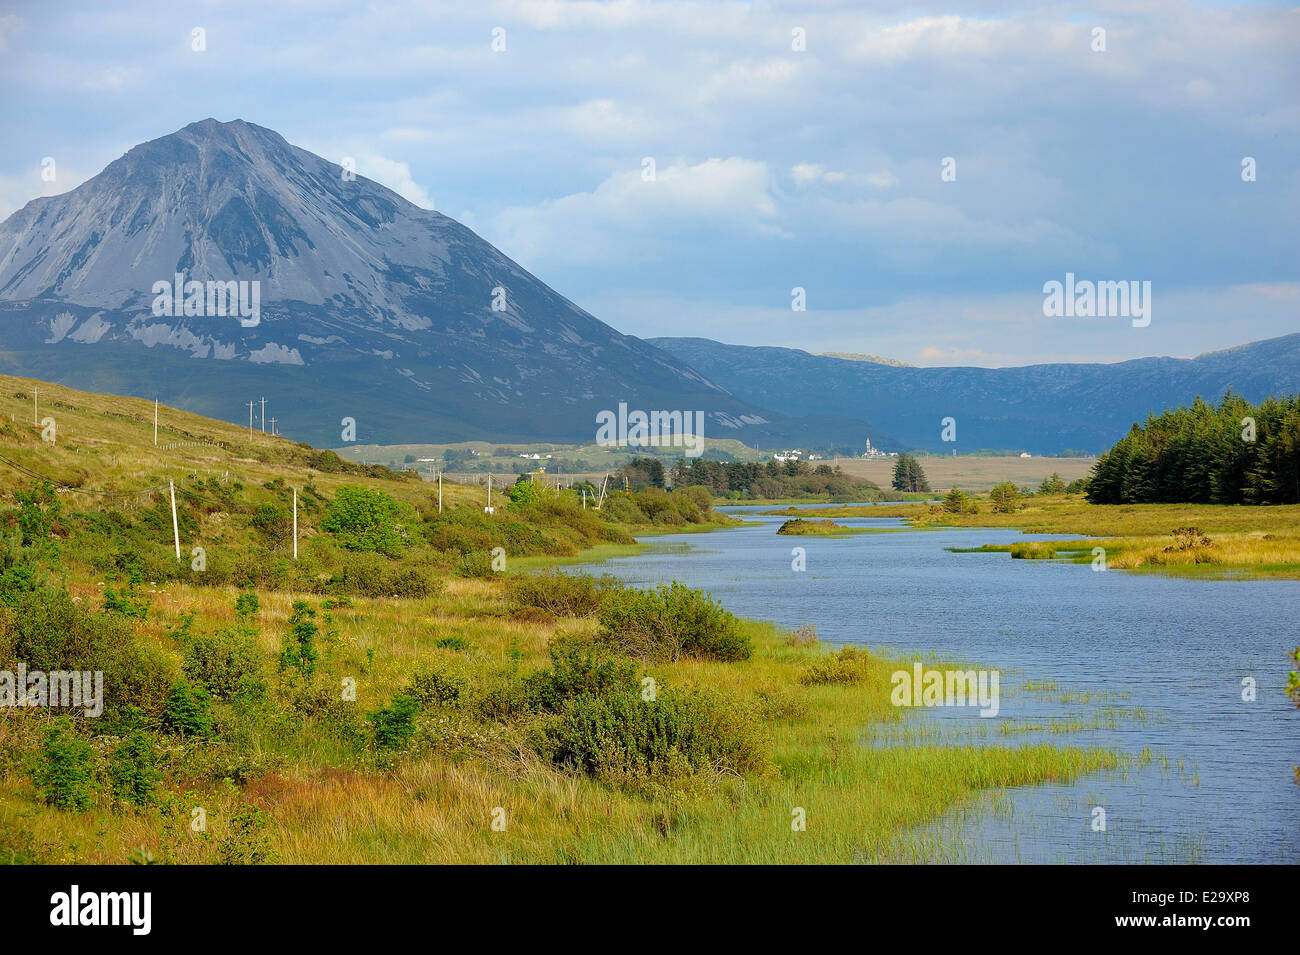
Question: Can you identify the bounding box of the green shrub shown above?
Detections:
[183,628,265,701]
[382,566,440,598]
[278,601,318,676]
[597,581,751,661]
[371,694,420,749]
[600,494,649,525]
[510,572,619,617]
[453,550,496,578]
[469,668,532,722]
[34,719,95,811]
[322,485,411,555]
[230,547,290,591]
[234,592,260,618]
[218,797,277,865]
[102,582,150,618]
[0,554,40,606]
[0,586,168,726]
[14,480,63,546]
[406,664,466,707]
[433,635,470,651]
[109,730,160,807]
[524,637,639,712]
[800,646,875,685]
[318,550,441,598]
[249,502,292,543]
[163,680,213,738]
[544,689,769,782]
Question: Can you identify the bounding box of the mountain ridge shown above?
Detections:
[649,334,1300,454]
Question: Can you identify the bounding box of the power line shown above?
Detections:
[0,450,173,497]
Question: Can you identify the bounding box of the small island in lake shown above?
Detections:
[777,518,855,536]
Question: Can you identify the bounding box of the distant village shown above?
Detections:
[774,438,897,462]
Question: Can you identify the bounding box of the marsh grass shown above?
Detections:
[833,496,1300,579]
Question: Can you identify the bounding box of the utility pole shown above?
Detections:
[169,480,181,561]
[247,401,254,439]
[270,417,277,437]
[154,399,158,447]
[292,487,298,560]
[438,470,442,513]
[260,397,266,432]
[33,387,37,426]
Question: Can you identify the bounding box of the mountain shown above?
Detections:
[649,335,1300,454]
[0,118,774,447]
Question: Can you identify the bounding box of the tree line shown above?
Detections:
[1086,392,1300,505]
[660,457,873,499]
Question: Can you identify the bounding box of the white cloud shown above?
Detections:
[0,163,93,221]
[301,141,436,210]
[353,154,436,209]
[0,13,20,52]
[488,157,786,267]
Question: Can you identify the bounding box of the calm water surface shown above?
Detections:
[573,504,1300,864]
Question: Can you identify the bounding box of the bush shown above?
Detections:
[0,554,40,606]
[371,694,420,749]
[785,623,819,647]
[234,591,260,618]
[278,601,319,676]
[34,719,95,811]
[453,550,496,578]
[109,731,160,807]
[102,582,150,618]
[319,550,441,598]
[0,586,171,725]
[544,689,769,782]
[597,582,751,661]
[249,502,291,544]
[322,485,412,555]
[163,680,213,738]
[183,628,266,701]
[406,664,466,708]
[524,637,639,712]
[800,646,875,685]
[510,572,619,617]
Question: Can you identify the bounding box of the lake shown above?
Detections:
[573,503,1300,864]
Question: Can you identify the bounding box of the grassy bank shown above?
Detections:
[797,496,1300,579]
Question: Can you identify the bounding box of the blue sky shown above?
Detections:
[0,0,1296,366]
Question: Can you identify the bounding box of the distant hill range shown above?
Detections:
[0,118,1294,454]
[650,335,1300,454]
